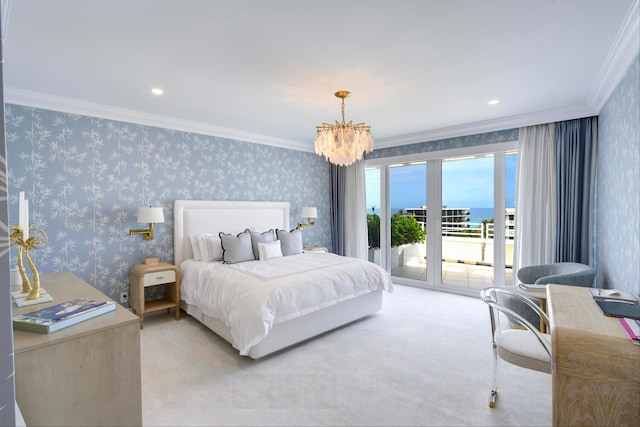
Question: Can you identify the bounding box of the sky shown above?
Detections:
[366,155,517,212]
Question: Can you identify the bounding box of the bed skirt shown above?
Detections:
[181,289,383,359]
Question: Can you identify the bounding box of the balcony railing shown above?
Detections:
[439,222,514,240]
[377,221,514,268]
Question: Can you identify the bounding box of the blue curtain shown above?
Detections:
[330,164,345,255]
[554,117,597,264]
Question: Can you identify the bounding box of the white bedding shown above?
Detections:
[181,252,393,355]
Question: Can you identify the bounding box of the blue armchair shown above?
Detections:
[506,262,596,331]
[517,262,596,287]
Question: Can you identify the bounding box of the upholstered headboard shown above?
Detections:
[173,200,290,267]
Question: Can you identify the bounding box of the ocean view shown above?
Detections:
[370,207,496,223]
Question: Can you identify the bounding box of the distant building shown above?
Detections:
[403,206,515,240]
[404,206,470,229]
[505,208,515,239]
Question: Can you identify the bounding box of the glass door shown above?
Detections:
[365,166,382,267]
[504,152,517,285]
[441,155,495,290]
[364,141,518,296]
[389,162,427,281]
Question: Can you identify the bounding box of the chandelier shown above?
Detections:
[314,91,374,167]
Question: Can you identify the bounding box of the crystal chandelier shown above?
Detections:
[314,91,374,167]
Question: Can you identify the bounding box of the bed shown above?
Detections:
[174,200,393,359]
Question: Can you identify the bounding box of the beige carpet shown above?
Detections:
[140,284,551,426]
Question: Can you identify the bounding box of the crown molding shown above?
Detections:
[374,104,597,148]
[4,87,597,153]
[3,88,312,152]
[588,0,640,111]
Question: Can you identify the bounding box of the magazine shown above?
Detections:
[19,298,107,321]
[13,298,116,333]
[590,288,638,303]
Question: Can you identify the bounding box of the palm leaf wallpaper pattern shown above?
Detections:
[5,104,331,303]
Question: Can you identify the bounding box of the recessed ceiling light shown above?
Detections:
[488,99,499,105]
[151,88,164,95]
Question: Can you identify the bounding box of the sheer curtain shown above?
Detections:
[554,117,597,264]
[513,123,557,279]
[343,160,368,259]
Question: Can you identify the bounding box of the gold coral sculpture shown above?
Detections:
[10,224,48,300]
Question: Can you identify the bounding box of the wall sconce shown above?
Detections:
[129,206,164,240]
[298,206,317,230]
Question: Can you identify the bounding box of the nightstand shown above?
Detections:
[129,262,180,329]
[303,246,328,253]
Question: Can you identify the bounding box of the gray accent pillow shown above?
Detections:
[276,228,303,256]
[246,228,276,260]
[219,230,254,264]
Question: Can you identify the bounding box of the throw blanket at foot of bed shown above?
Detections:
[181,252,393,355]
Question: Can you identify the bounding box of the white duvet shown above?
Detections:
[180,253,393,355]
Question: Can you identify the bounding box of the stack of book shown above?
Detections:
[13,298,116,333]
[590,288,640,345]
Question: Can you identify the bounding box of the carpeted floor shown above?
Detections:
[140,284,551,426]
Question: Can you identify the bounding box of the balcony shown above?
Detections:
[372,220,514,289]
[392,262,513,290]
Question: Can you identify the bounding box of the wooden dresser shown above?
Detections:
[548,284,640,426]
[12,272,142,427]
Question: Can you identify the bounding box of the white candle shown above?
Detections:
[24,199,29,240]
[19,192,29,240]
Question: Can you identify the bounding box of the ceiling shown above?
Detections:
[3,0,639,152]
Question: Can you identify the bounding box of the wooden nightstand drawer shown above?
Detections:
[143,270,176,286]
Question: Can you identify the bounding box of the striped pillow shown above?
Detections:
[189,234,223,261]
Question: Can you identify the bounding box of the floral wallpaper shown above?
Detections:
[366,128,519,159]
[5,105,332,303]
[596,53,640,294]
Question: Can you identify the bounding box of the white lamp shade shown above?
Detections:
[137,206,164,223]
[301,207,317,218]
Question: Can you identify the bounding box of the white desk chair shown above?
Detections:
[480,287,552,408]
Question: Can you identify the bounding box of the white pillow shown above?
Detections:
[189,234,204,261]
[190,234,223,261]
[258,240,283,261]
[198,234,224,261]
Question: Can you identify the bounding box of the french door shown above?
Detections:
[365,142,517,294]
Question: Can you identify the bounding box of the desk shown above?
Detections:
[547,284,640,426]
[12,272,142,426]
